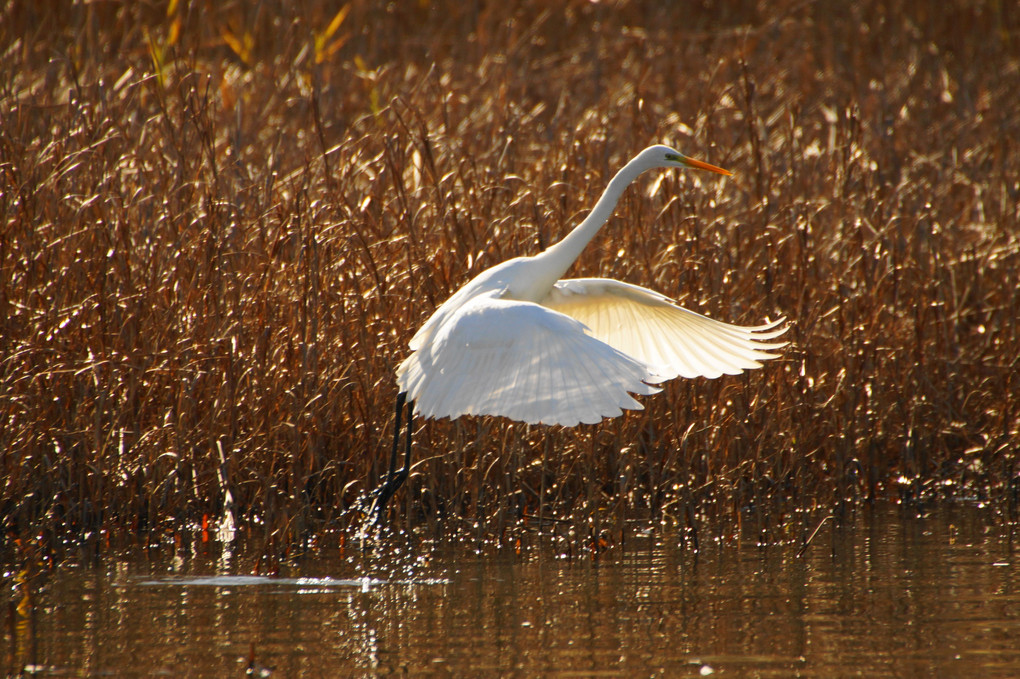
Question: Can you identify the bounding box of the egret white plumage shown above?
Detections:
[370,145,787,519]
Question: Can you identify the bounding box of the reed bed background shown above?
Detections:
[2,0,1018,554]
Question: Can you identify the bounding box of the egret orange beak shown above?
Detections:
[679,155,732,176]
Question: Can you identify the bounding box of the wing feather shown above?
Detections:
[543,278,788,380]
[396,292,664,426]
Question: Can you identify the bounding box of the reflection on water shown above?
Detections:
[6,505,1019,677]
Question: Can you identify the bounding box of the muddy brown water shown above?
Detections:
[6,505,1018,677]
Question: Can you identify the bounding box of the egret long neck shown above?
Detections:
[531,159,649,289]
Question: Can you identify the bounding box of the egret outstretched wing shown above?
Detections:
[544,278,787,380]
[397,292,666,426]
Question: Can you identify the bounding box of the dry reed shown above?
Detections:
[2,1,1017,554]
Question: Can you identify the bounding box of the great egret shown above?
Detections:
[370,145,787,519]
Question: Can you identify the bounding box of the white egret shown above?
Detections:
[370,145,787,518]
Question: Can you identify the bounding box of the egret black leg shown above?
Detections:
[370,391,413,523]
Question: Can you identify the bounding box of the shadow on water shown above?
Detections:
[4,503,1018,678]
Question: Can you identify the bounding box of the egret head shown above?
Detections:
[640,144,732,176]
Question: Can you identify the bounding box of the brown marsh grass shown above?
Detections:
[2,1,1018,554]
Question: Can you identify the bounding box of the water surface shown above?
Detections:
[8,505,1018,677]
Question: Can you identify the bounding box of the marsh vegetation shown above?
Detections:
[2,1,1018,555]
